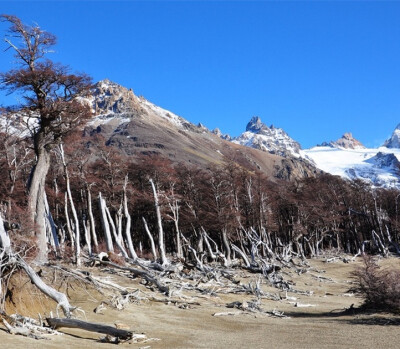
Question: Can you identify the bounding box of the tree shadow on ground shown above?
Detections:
[347,317,400,326]
[282,307,400,326]
[282,306,363,319]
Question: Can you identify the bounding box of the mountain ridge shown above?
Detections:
[81,80,317,181]
[3,78,399,187]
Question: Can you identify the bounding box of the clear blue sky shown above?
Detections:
[1,1,400,148]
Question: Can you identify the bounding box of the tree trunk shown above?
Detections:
[174,219,182,259]
[98,192,114,253]
[46,318,133,340]
[60,144,81,265]
[87,188,98,253]
[123,182,138,260]
[105,205,128,258]
[0,214,11,254]
[149,179,168,265]
[64,192,75,248]
[83,218,92,256]
[142,217,157,262]
[44,192,59,253]
[221,228,231,265]
[28,147,51,263]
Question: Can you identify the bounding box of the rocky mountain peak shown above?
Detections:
[317,132,365,149]
[212,128,222,137]
[366,152,400,170]
[246,116,266,133]
[333,133,365,149]
[91,79,139,115]
[383,124,400,148]
[212,128,231,141]
[234,116,301,157]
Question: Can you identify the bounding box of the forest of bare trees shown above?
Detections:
[2,129,400,267]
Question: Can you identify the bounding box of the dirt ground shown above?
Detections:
[1,256,400,349]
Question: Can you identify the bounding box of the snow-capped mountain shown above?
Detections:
[82,80,316,181]
[383,124,400,148]
[87,79,198,131]
[232,116,301,157]
[301,129,400,189]
[230,118,400,188]
[4,77,399,187]
[86,84,400,188]
[303,146,400,188]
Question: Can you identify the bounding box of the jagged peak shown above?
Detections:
[365,152,400,169]
[212,127,231,140]
[246,116,266,133]
[383,123,400,148]
[234,116,301,157]
[94,79,134,94]
[96,78,122,87]
[342,132,354,139]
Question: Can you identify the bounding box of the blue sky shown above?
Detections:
[1,1,400,148]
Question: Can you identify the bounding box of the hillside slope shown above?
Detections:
[82,80,317,181]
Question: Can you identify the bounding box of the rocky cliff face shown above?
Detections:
[91,79,141,115]
[383,124,400,148]
[333,133,365,149]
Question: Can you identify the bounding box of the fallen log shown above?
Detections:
[93,258,169,294]
[46,318,133,340]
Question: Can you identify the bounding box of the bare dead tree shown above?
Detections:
[149,178,168,266]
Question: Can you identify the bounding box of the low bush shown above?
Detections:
[351,255,400,313]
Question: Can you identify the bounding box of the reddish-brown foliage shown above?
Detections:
[351,256,400,313]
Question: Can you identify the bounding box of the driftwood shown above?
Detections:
[46,317,133,340]
[1,214,75,318]
[94,258,170,294]
[17,256,75,317]
[1,312,62,339]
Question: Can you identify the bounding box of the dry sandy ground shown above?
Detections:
[1,256,400,349]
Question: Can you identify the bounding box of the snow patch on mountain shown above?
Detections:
[303,146,400,188]
[233,116,301,157]
[0,112,39,138]
[140,97,188,128]
[87,114,131,128]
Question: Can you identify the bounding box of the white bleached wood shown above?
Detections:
[149,178,169,266]
[98,192,114,252]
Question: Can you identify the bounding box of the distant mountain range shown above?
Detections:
[80,80,316,181]
[231,115,400,188]
[2,79,399,188]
